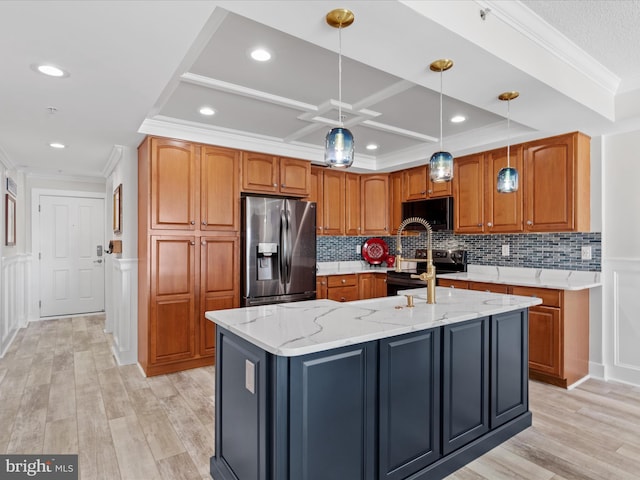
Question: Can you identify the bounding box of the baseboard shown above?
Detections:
[589,361,605,379]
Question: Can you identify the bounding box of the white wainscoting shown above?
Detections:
[603,258,640,386]
[1,254,31,357]
[109,258,138,365]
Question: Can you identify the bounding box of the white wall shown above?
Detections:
[601,129,640,385]
[104,146,138,365]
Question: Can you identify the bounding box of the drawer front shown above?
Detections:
[438,279,469,289]
[468,282,510,294]
[511,286,561,307]
[328,274,358,288]
[328,286,359,302]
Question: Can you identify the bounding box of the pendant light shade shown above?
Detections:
[324,9,355,168]
[429,59,454,183]
[497,91,520,193]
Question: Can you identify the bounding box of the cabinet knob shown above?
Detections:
[273,183,278,187]
[318,226,323,230]
[421,190,427,195]
[428,189,432,194]
[190,221,195,225]
[341,279,346,284]
[281,184,286,188]
[477,223,483,227]
[487,222,493,227]
[340,297,346,302]
[202,221,207,226]
[321,281,326,285]
[449,285,456,288]
[201,241,206,246]
[527,220,533,225]
[190,241,195,246]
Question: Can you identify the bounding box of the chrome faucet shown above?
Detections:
[395,217,436,304]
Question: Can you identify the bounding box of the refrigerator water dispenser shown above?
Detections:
[257,242,278,280]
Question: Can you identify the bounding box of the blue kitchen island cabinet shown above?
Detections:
[206,290,539,480]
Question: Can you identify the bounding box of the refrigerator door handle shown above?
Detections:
[280,209,289,288]
[285,209,292,285]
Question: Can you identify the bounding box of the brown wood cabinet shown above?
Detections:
[437,277,589,388]
[242,152,311,196]
[485,146,524,233]
[139,136,240,376]
[361,174,389,235]
[389,171,403,234]
[453,153,485,233]
[316,275,328,299]
[523,132,590,232]
[309,167,324,235]
[320,169,345,235]
[327,274,359,302]
[345,173,361,235]
[359,272,387,299]
[403,165,452,201]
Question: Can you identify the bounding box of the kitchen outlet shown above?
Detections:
[581,246,592,260]
[502,245,510,256]
[356,245,361,254]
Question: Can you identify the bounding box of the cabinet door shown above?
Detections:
[524,132,588,232]
[200,236,239,356]
[361,174,389,235]
[150,138,198,230]
[442,317,490,454]
[150,236,196,364]
[437,279,469,289]
[316,275,328,299]
[453,153,485,233]
[322,170,345,235]
[309,167,324,235]
[528,305,562,377]
[427,166,453,197]
[379,329,441,479]
[374,274,388,298]
[242,152,279,194]
[328,286,359,302]
[403,166,428,201]
[345,173,361,235]
[389,172,403,234]
[491,310,528,428]
[358,273,374,300]
[279,157,311,196]
[290,342,377,480]
[201,146,240,231]
[485,146,524,233]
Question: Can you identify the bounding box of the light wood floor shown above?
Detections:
[2,315,640,480]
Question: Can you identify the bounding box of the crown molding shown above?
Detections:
[102,145,124,178]
[481,0,620,94]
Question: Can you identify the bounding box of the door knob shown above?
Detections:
[93,259,103,264]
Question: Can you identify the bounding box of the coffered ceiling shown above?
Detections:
[2,1,640,177]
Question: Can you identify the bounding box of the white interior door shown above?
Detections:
[39,195,105,317]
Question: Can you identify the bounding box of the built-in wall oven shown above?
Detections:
[386,249,467,296]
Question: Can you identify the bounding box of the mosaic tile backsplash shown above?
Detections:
[317,231,601,271]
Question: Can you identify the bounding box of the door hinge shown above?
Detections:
[39,300,41,308]
[39,252,41,260]
[38,204,41,212]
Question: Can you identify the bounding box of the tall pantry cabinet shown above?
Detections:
[138,137,240,376]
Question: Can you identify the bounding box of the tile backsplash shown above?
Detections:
[317,231,601,271]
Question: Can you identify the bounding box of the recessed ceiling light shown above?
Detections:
[49,142,66,149]
[32,63,70,78]
[366,143,379,151]
[450,115,466,123]
[250,48,272,62]
[199,106,215,116]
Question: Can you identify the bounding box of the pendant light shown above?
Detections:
[324,9,355,168]
[496,91,520,193]
[429,59,454,183]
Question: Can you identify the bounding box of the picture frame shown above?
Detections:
[5,194,16,246]
[113,184,122,234]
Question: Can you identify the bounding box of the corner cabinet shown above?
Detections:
[212,310,530,480]
[138,136,240,376]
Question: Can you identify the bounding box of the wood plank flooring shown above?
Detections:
[1,315,640,480]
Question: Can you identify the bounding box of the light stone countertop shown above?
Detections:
[316,260,391,275]
[205,287,542,357]
[437,264,601,291]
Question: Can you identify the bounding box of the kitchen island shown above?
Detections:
[206,287,542,480]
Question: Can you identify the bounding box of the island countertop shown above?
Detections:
[205,287,542,357]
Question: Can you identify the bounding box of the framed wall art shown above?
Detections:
[5,194,16,246]
[113,184,122,234]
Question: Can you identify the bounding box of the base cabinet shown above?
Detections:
[211,310,531,480]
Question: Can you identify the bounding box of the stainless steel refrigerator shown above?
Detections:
[241,196,316,306]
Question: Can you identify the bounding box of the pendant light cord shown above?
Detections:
[338,26,343,127]
[506,99,511,168]
[439,70,443,151]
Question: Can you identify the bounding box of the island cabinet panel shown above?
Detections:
[491,310,529,428]
[289,343,377,480]
[379,330,441,480]
[442,318,490,455]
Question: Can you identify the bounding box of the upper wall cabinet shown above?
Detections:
[242,153,311,197]
[201,146,241,232]
[403,165,452,201]
[361,174,389,235]
[454,131,590,234]
[389,171,403,234]
[523,132,590,232]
